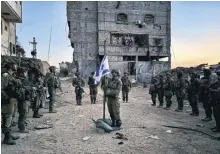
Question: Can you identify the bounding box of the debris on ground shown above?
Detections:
[166,130,172,133]
[113,133,128,140]
[145,135,160,140]
[118,141,124,145]
[82,136,91,141]
[34,124,54,130]
[196,124,205,128]
[92,118,113,133]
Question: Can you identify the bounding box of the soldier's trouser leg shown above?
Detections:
[18,101,29,131]
[48,88,56,111]
[165,96,172,108]
[89,88,94,104]
[107,97,115,126]
[2,98,17,144]
[202,97,212,118]
[94,89,97,104]
[122,90,126,102]
[213,104,220,131]
[177,97,183,110]
[158,91,164,106]
[151,94,157,105]
[191,95,199,114]
[108,97,121,127]
[126,91,128,102]
[11,102,17,126]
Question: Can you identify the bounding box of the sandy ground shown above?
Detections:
[1,78,220,154]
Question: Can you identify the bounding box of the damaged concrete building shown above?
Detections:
[67,1,171,82]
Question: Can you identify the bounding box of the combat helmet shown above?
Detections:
[111,69,121,77]
[49,66,56,71]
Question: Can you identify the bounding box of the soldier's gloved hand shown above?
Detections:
[32,87,37,90]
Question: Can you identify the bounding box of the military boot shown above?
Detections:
[116,120,122,128]
[49,109,57,113]
[111,118,116,127]
[202,117,212,122]
[19,128,29,133]
[33,111,40,118]
[3,132,16,145]
[10,134,20,140]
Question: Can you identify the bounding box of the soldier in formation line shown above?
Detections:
[72,72,85,105]
[88,71,98,104]
[121,72,132,103]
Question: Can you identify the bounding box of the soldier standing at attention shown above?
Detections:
[149,77,158,106]
[72,72,85,105]
[200,69,212,122]
[187,72,200,116]
[88,71,98,104]
[1,63,21,145]
[157,74,164,108]
[164,73,174,110]
[106,69,122,127]
[121,72,132,103]
[174,71,185,112]
[16,67,34,133]
[44,66,58,113]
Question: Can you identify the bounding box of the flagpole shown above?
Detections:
[103,40,107,120]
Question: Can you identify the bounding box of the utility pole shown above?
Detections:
[103,40,107,120]
[29,37,37,58]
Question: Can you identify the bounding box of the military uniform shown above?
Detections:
[175,72,185,112]
[210,70,220,132]
[157,74,164,107]
[187,72,200,116]
[16,67,33,132]
[200,69,212,122]
[106,69,122,127]
[88,71,98,104]
[72,72,85,105]
[164,73,174,110]
[44,66,59,112]
[1,63,20,145]
[149,77,157,106]
[121,72,131,103]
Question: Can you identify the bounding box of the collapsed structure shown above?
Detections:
[67,1,171,82]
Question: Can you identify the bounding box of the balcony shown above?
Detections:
[1,1,22,23]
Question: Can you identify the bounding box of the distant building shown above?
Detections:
[67,1,171,82]
[1,1,22,56]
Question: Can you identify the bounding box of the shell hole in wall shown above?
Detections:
[138,24,143,28]
[85,8,88,10]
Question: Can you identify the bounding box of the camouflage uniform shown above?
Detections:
[44,66,59,113]
[210,70,220,132]
[157,74,164,107]
[200,69,212,122]
[121,72,131,103]
[164,73,174,110]
[106,69,122,127]
[16,67,33,132]
[72,72,85,105]
[174,71,185,112]
[187,72,200,116]
[1,63,21,145]
[149,77,158,106]
[88,71,98,104]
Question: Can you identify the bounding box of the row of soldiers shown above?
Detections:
[149,68,220,133]
[1,62,59,145]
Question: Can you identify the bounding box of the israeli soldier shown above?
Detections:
[1,62,21,145]
[187,72,200,116]
[88,71,98,104]
[149,77,158,106]
[72,72,85,105]
[156,74,164,108]
[16,67,34,133]
[28,67,43,118]
[164,73,174,110]
[106,69,122,127]
[200,69,212,122]
[121,72,132,103]
[174,71,185,112]
[44,66,58,113]
[209,70,220,132]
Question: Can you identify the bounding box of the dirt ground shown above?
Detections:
[1,78,220,154]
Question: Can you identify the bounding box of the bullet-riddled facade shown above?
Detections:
[67,1,171,82]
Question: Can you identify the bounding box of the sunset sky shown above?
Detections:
[16,1,220,68]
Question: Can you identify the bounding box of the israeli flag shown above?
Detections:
[95,55,110,84]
